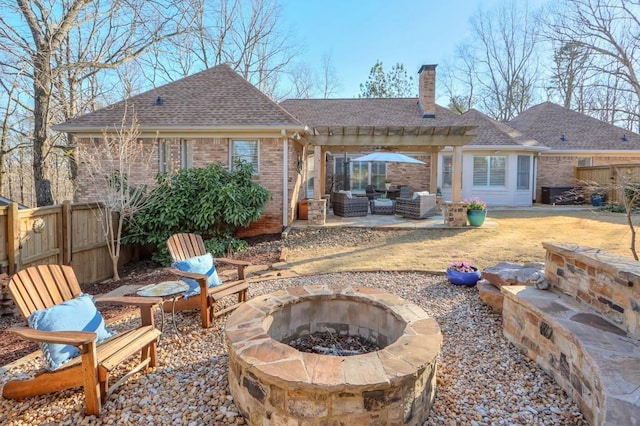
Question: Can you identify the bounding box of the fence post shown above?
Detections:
[62,200,72,265]
[7,202,18,274]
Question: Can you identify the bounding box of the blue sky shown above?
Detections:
[279,0,512,98]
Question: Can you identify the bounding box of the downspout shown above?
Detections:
[282,129,288,229]
[532,153,538,204]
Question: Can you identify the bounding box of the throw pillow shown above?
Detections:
[28,294,115,370]
[412,191,430,199]
[338,190,353,198]
[172,253,223,298]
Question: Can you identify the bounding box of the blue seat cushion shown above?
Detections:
[172,253,223,299]
[28,294,115,370]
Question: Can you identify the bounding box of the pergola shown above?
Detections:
[306,124,477,202]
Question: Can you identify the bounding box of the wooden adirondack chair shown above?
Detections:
[166,233,250,328]
[3,264,162,416]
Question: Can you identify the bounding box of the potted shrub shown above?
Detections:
[446,261,482,286]
[464,197,487,226]
[385,178,392,190]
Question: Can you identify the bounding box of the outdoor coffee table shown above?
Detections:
[370,199,396,215]
[136,281,189,338]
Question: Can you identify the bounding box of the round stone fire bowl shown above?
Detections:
[224,284,443,425]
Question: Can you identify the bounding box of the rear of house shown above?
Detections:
[55,64,307,236]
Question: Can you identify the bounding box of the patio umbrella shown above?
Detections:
[352,152,425,164]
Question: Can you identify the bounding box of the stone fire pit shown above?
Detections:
[224,284,442,425]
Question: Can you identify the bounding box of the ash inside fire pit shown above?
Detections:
[286,329,380,356]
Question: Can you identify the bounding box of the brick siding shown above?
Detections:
[76,136,301,237]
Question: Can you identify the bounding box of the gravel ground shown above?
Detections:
[0,272,587,425]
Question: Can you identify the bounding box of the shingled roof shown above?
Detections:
[508,102,640,150]
[56,64,302,132]
[279,98,462,128]
[458,109,545,149]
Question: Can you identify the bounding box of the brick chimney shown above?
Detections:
[418,64,437,118]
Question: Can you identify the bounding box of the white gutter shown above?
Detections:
[282,129,288,228]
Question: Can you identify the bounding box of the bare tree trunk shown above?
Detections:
[32,54,54,206]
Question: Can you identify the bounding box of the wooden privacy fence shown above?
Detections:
[575,163,640,204]
[0,201,137,284]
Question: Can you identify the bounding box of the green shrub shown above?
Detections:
[124,161,271,264]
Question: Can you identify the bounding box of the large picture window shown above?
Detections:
[516,155,530,190]
[473,155,506,187]
[231,140,259,174]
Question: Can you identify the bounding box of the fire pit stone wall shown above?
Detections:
[224,284,443,425]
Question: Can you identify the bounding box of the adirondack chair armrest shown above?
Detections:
[216,257,251,266]
[95,296,163,327]
[167,267,208,291]
[215,257,251,280]
[8,326,97,346]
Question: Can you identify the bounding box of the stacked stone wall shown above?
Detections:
[502,242,640,425]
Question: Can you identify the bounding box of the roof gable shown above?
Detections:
[508,102,640,150]
[57,64,301,131]
[458,109,542,148]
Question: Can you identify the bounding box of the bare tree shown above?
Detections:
[545,0,640,127]
[77,108,155,280]
[0,0,191,206]
[319,53,341,98]
[289,63,315,98]
[287,53,341,99]
[144,0,298,99]
[471,1,540,120]
[440,47,477,114]
[443,1,541,120]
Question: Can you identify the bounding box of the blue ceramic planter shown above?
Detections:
[467,209,487,227]
[446,267,482,286]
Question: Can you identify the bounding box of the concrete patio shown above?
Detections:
[290,203,593,230]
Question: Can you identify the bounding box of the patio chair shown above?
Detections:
[166,233,251,328]
[395,192,437,219]
[365,185,381,200]
[3,264,162,416]
[398,185,411,199]
[332,191,369,217]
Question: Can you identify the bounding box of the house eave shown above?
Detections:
[53,124,306,139]
[441,144,549,152]
[540,149,640,155]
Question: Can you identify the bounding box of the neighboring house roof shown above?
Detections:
[508,102,640,150]
[458,109,545,150]
[279,99,463,128]
[55,63,303,132]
